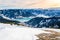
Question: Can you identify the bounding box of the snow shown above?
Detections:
[36,14,49,18]
[0,23,60,40]
[0,14,11,20]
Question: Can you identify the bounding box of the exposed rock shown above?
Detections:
[36,30,60,40]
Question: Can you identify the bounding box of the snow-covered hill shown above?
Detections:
[0,23,60,40]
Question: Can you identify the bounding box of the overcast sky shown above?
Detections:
[0,0,60,9]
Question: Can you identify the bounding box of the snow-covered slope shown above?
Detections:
[26,17,60,28]
[0,23,46,40]
[0,23,60,40]
[0,14,20,24]
[36,14,49,18]
[0,14,12,20]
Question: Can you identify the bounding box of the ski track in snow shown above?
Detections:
[0,23,60,40]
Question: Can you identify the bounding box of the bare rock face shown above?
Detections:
[36,30,60,40]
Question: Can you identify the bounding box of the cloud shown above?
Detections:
[0,0,60,9]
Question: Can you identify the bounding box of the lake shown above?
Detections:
[15,17,32,22]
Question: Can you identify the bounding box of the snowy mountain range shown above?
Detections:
[0,14,20,24]
[0,9,60,19]
[0,9,60,28]
[26,17,60,28]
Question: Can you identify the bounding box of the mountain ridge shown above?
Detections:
[26,17,60,28]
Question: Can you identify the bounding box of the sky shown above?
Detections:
[0,0,60,9]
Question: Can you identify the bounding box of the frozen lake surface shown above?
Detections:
[15,17,32,22]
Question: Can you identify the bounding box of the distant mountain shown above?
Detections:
[0,14,20,24]
[0,9,60,19]
[26,17,60,28]
[0,9,37,19]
